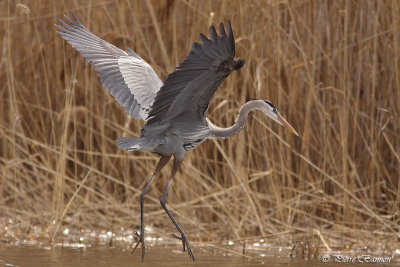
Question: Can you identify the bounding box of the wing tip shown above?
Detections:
[56,12,85,32]
[226,20,233,36]
[199,33,210,45]
[218,22,226,36]
[208,20,234,44]
[208,24,218,41]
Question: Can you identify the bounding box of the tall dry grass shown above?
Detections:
[0,0,399,254]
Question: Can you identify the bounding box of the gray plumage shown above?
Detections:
[56,14,297,261]
[146,21,236,124]
[56,13,162,121]
[138,20,246,160]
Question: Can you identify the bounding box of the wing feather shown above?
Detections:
[56,13,162,120]
[146,21,241,125]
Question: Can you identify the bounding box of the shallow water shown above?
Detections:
[1,246,261,267]
[0,245,397,267]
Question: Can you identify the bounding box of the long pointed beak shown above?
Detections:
[278,114,298,136]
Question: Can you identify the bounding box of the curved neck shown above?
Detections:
[208,100,265,139]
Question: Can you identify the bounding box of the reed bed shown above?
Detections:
[0,0,399,257]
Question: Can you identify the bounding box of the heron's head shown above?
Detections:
[260,100,298,136]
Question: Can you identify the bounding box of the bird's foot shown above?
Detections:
[131,231,145,262]
[171,233,195,260]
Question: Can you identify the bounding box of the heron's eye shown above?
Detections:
[273,108,277,113]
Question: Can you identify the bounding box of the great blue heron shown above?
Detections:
[56,13,298,261]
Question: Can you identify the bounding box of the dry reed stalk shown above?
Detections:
[0,0,399,255]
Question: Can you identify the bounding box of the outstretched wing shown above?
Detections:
[56,13,162,121]
[146,21,244,125]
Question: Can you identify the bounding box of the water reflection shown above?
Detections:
[0,246,271,267]
[0,245,398,267]
[1,224,398,266]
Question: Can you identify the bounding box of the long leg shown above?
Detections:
[132,155,171,261]
[160,157,195,260]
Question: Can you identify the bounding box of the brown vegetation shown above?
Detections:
[0,0,399,256]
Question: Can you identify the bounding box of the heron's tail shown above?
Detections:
[116,137,165,152]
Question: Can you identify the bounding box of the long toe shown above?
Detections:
[185,240,195,261]
[132,231,146,262]
[171,233,194,260]
[171,233,186,252]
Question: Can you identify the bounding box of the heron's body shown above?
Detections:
[56,14,298,262]
[118,118,211,159]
